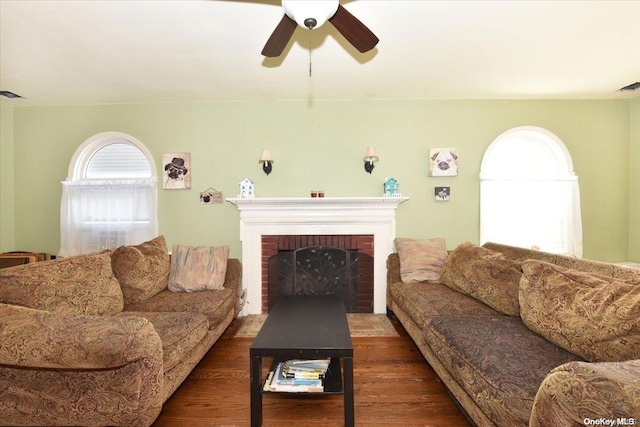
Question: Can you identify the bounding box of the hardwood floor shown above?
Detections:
[152,317,471,427]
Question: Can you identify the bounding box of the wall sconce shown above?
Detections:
[363,147,378,174]
[259,148,274,176]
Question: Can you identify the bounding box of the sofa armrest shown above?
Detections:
[530,360,640,427]
[224,258,242,313]
[386,253,402,307]
[387,253,402,285]
[0,303,162,369]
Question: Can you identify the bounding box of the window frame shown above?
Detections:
[68,131,157,181]
[479,126,582,256]
[60,132,158,256]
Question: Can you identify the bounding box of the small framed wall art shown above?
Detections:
[435,186,450,201]
[162,152,191,189]
[200,187,224,204]
[429,148,458,177]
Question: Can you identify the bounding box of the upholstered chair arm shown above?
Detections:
[530,360,640,427]
[0,303,162,369]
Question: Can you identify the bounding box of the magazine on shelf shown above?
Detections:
[283,359,329,379]
[264,362,325,393]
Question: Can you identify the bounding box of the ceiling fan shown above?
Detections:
[261,0,379,57]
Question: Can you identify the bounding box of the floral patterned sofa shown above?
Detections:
[387,240,640,427]
[0,236,241,426]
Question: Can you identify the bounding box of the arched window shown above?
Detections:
[60,132,158,256]
[480,126,583,257]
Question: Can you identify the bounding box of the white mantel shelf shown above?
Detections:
[226,197,409,315]
[226,197,409,209]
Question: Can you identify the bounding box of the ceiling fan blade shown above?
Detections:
[329,4,379,53]
[261,14,297,57]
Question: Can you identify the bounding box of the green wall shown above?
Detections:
[629,98,640,261]
[6,99,634,261]
[0,102,16,252]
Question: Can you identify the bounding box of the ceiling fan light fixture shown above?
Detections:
[282,0,339,30]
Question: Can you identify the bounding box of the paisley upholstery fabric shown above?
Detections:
[118,311,209,372]
[520,260,640,363]
[424,315,582,427]
[168,244,229,292]
[531,360,640,427]
[125,287,234,329]
[388,243,640,427]
[441,242,523,315]
[0,303,160,369]
[0,240,242,427]
[394,237,447,283]
[0,250,123,315]
[484,241,640,280]
[0,303,163,426]
[125,258,241,327]
[388,281,499,328]
[0,359,164,426]
[111,235,170,305]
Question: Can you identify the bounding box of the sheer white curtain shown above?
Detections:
[479,127,583,258]
[59,179,158,257]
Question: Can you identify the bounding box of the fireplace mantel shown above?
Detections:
[227,197,409,315]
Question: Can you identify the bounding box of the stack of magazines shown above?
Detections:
[264,359,331,393]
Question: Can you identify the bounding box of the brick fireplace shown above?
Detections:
[227,197,409,315]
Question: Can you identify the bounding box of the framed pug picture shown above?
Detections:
[429,148,458,177]
[163,152,191,189]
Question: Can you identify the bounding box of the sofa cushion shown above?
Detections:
[520,260,640,363]
[123,287,234,329]
[168,244,229,292]
[387,281,500,329]
[111,235,170,305]
[118,311,209,372]
[440,242,522,315]
[423,315,582,427]
[0,251,123,315]
[394,237,447,283]
[483,242,640,281]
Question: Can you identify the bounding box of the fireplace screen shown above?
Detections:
[267,246,373,313]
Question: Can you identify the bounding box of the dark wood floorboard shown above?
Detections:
[152,317,471,427]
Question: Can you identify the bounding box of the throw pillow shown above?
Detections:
[168,244,229,292]
[0,250,124,315]
[440,242,522,315]
[519,259,640,362]
[111,235,171,305]
[394,237,447,283]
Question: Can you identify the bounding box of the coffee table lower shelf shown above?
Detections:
[262,357,344,395]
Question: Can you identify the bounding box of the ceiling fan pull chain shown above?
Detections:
[309,38,313,77]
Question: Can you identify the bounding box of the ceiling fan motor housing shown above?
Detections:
[282,0,339,29]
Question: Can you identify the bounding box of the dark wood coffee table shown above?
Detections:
[249,295,354,426]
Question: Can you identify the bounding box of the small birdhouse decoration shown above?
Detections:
[238,178,255,198]
[383,177,401,197]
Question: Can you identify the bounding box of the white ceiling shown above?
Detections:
[1,0,639,106]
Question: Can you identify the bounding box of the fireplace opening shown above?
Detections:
[262,234,374,313]
[267,246,373,313]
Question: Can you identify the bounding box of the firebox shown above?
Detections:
[267,246,373,313]
[261,235,374,313]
